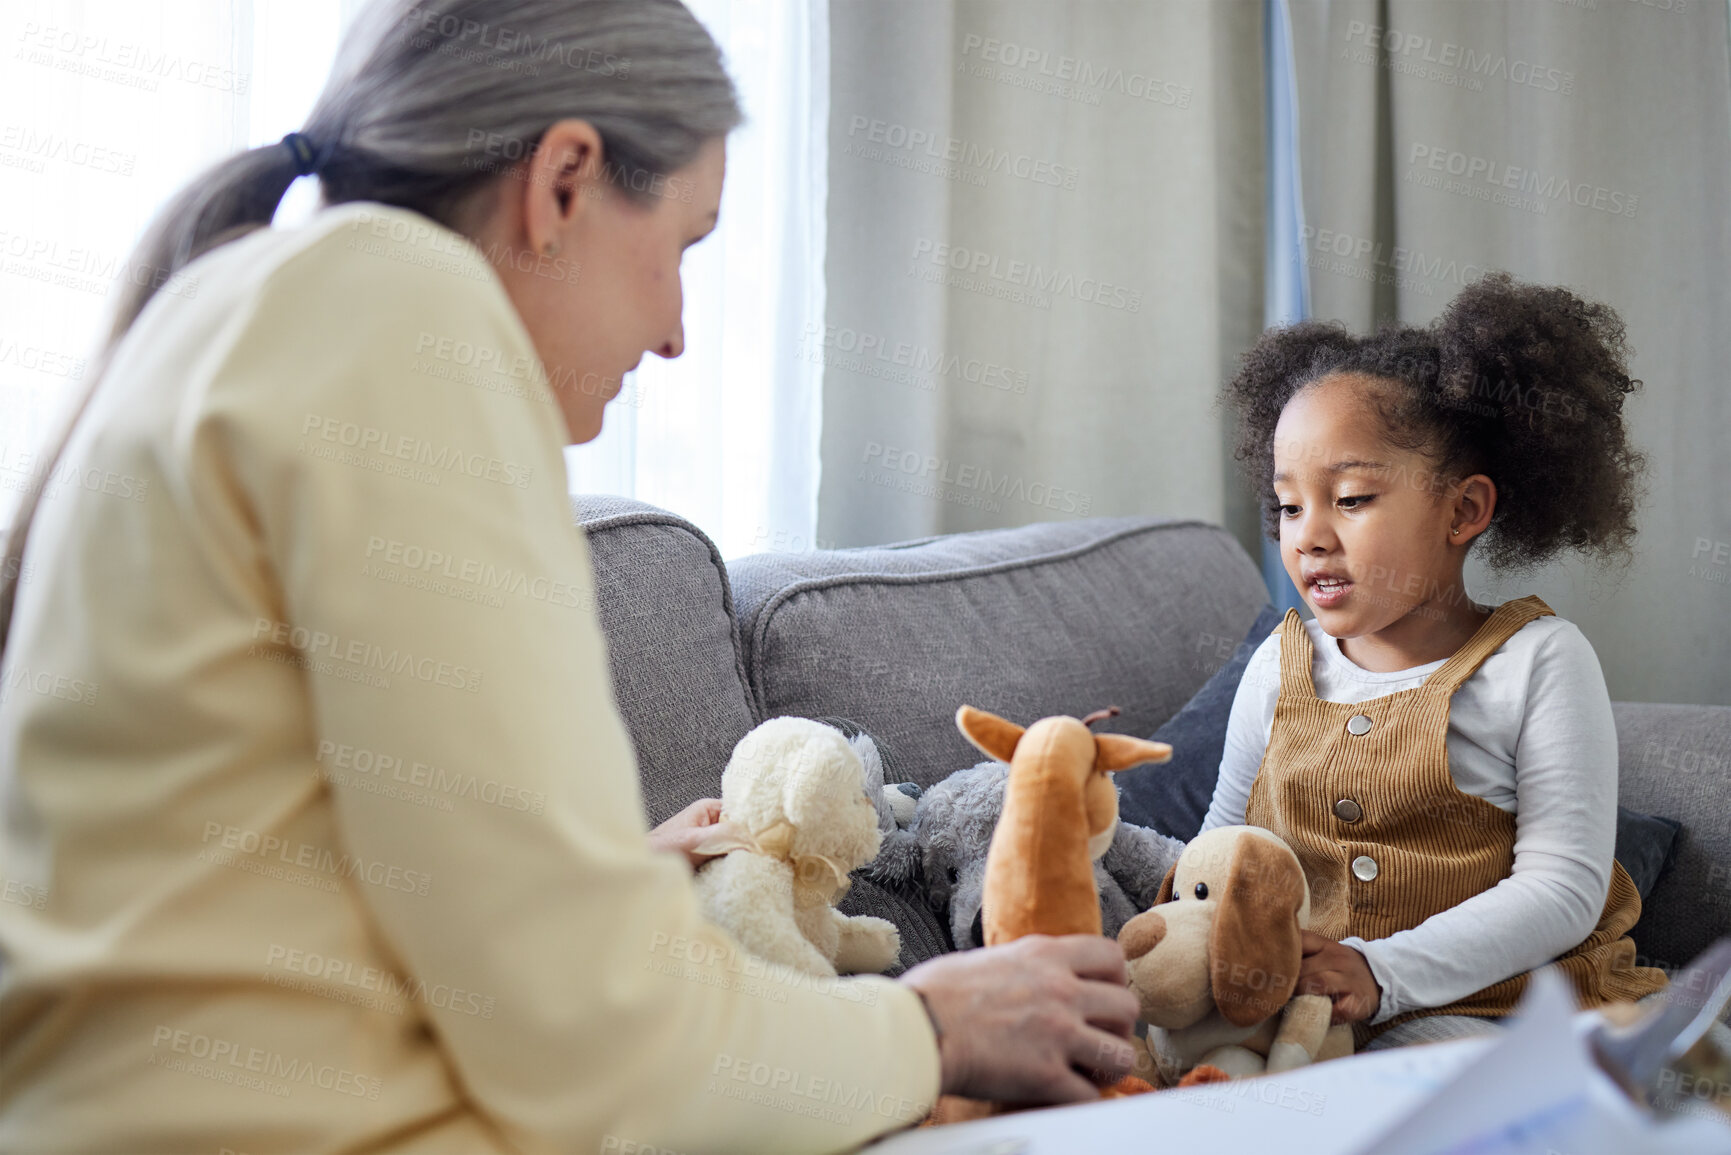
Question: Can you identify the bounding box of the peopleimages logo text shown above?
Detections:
[861,443,1091,515]
[251,618,482,694]
[300,414,534,488]
[1343,20,1575,94]
[958,34,1192,107]
[909,239,1141,313]
[845,116,1078,189]
[1406,144,1637,217]
[801,322,1029,394]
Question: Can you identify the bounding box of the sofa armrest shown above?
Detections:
[1612,701,1731,971]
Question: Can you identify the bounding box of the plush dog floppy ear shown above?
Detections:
[1209,835,1305,1027]
[1153,861,1178,907]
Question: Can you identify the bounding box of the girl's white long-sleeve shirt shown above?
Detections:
[1199,611,1620,1025]
[0,202,938,1155]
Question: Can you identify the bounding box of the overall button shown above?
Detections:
[1351,855,1379,881]
[1346,714,1373,736]
[1334,798,1363,822]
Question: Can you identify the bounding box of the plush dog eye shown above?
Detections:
[1194,882,1208,900]
[947,866,959,885]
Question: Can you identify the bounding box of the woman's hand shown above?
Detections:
[1297,930,1382,1024]
[898,935,1140,1104]
[647,798,725,871]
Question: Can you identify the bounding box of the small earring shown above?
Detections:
[542,241,559,257]
[1452,528,1461,536]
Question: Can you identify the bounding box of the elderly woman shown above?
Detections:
[0,2,1138,1151]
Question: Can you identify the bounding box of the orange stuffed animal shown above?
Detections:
[925,703,1173,1124]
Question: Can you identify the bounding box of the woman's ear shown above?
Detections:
[519,117,606,255]
[1208,836,1305,1027]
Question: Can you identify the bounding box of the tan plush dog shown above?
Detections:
[1118,826,1355,1086]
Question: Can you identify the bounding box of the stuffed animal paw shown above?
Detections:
[834,913,901,974]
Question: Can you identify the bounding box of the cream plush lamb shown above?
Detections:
[691,717,902,977]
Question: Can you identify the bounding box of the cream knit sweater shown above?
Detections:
[0,202,937,1155]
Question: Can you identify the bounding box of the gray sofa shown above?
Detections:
[575,495,1731,982]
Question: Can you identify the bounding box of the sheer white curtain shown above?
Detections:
[567,0,828,561]
[1,0,825,563]
[0,0,364,523]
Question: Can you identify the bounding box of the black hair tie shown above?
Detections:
[281,132,323,178]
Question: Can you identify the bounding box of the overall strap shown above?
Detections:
[1274,607,1318,699]
[1422,595,1555,699]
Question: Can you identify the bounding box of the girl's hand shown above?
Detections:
[1297,930,1382,1024]
[647,798,725,871]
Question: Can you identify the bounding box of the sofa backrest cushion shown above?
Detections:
[727,517,1270,790]
[1117,603,1286,840]
[1611,701,1731,970]
[574,496,757,826]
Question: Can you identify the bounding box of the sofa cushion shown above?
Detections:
[1118,603,1286,840]
[1614,806,1682,902]
[1611,702,1731,971]
[573,496,757,826]
[727,517,1270,790]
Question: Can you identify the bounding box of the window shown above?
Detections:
[0,0,825,561]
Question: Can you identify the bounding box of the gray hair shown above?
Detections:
[0,0,741,652]
[118,0,742,347]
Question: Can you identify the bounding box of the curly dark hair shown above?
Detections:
[1223,271,1648,573]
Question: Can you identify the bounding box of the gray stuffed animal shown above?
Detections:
[813,716,909,838]
[865,758,1185,950]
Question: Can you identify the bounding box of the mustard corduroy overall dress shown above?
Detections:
[1243,594,1669,1049]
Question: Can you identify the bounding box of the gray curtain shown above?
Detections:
[822,0,1730,705]
[1286,0,1731,705]
[819,0,1268,551]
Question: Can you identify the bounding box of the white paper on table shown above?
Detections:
[859,967,1731,1155]
[860,1033,1493,1154]
[1354,966,1731,1155]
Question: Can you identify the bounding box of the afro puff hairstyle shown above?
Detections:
[1224,271,1648,573]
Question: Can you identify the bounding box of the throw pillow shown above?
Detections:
[1615,805,1682,901]
[1117,603,1285,841]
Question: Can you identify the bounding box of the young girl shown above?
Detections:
[1199,271,1669,1053]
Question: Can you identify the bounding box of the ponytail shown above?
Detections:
[1431,272,1645,571]
[0,0,742,656]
